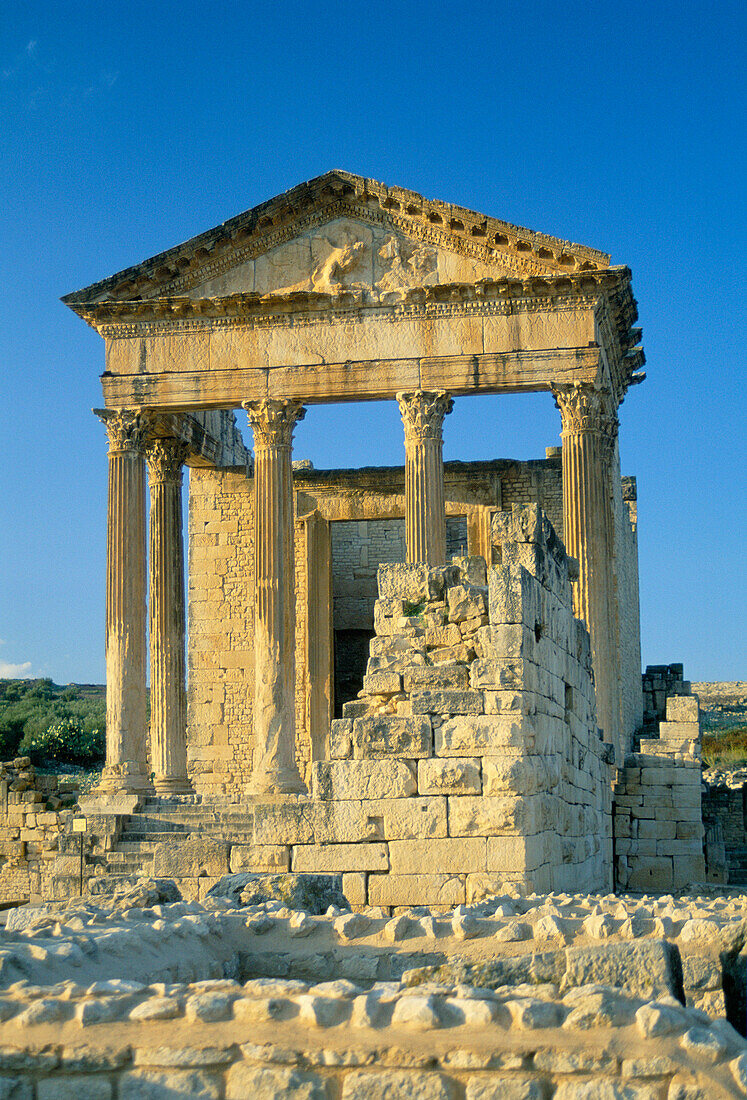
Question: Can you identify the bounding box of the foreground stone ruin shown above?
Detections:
[0,882,747,1096]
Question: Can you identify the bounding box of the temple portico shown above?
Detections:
[66,170,645,802]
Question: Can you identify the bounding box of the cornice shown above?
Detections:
[62,170,611,306]
[71,267,631,334]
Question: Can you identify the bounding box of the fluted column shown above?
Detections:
[397,390,454,565]
[243,398,306,794]
[96,409,150,793]
[145,437,191,795]
[552,382,621,760]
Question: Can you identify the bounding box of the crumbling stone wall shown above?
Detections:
[0,759,78,903]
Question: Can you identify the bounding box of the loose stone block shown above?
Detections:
[659,721,700,740]
[418,758,481,795]
[351,715,431,758]
[152,838,229,879]
[389,837,486,874]
[565,940,683,998]
[377,563,456,602]
[362,671,402,695]
[230,844,289,874]
[368,873,465,907]
[312,761,417,801]
[292,843,388,873]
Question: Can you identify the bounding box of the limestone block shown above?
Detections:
[38,1078,110,1100]
[488,564,540,626]
[404,665,470,692]
[351,715,431,758]
[291,843,388,873]
[252,803,318,845]
[447,584,487,623]
[369,797,448,840]
[225,1064,326,1099]
[565,940,682,998]
[482,755,559,795]
[410,690,484,716]
[418,758,481,795]
[449,795,550,837]
[230,844,290,874]
[152,838,229,879]
[470,658,541,694]
[660,721,700,740]
[483,690,537,715]
[342,872,367,907]
[666,696,700,722]
[342,1070,453,1099]
[436,714,536,756]
[362,671,402,695]
[486,834,542,873]
[329,720,353,759]
[425,624,462,648]
[312,760,417,801]
[368,872,465,907]
[389,837,486,874]
[377,563,457,602]
[120,1070,222,1099]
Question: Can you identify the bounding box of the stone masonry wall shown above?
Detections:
[294,504,613,900]
[615,694,706,893]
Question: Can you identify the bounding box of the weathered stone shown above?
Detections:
[368,874,465,907]
[404,665,470,692]
[292,843,388,873]
[226,1063,327,1098]
[435,715,534,756]
[343,1069,453,1099]
[38,1080,111,1100]
[230,844,290,874]
[351,715,431,758]
[417,758,481,795]
[152,838,229,879]
[207,872,347,913]
[466,1079,544,1100]
[120,1070,222,1099]
[410,691,484,716]
[564,940,684,999]
[389,838,486,874]
[313,760,417,801]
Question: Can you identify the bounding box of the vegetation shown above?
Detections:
[0,679,105,766]
[702,727,747,769]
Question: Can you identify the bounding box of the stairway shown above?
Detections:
[104,797,256,879]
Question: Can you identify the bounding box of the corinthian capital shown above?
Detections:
[145,437,190,485]
[551,383,619,441]
[397,390,454,445]
[243,399,306,450]
[95,408,147,454]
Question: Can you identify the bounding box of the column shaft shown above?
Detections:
[553,383,621,761]
[244,398,306,794]
[146,438,191,794]
[397,391,453,565]
[98,410,149,793]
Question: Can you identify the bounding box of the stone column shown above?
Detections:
[96,409,150,794]
[243,398,306,794]
[396,390,454,565]
[145,436,192,795]
[552,382,621,759]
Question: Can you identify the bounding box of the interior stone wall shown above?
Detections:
[186,453,640,800]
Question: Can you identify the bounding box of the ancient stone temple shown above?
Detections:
[59,169,693,902]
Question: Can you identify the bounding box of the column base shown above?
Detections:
[96,761,152,796]
[153,776,193,795]
[246,765,307,796]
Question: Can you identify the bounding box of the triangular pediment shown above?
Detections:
[63,170,611,306]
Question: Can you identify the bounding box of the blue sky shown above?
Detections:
[0,1,744,684]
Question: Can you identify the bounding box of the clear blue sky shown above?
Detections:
[0,1,745,684]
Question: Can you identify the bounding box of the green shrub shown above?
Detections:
[20,717,105,766]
